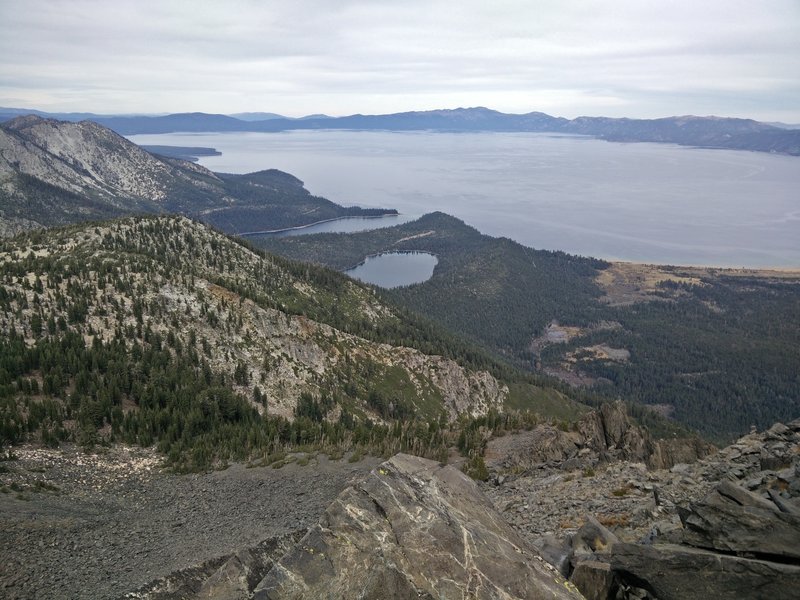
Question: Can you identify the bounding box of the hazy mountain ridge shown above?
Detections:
[3,106,796,155]
[0,115,394,236]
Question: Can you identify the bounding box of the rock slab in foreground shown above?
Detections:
[610,542,800,600]
[678,479,800,560]
[254,454,583,599]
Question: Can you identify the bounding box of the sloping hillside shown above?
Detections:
[257,214,800,441]
[0,216,577,470]
[0,116,392,237]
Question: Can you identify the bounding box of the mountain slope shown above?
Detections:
[0,115,393,237]
[562,114,800,154]
[0,216,581,470]
[256,212,608,356]
[256,214,800,441]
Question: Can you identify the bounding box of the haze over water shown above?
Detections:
[130,130,800,268]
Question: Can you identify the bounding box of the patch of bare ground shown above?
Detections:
[393,230,435,244]
[566,344,630,364]
[648,404,676,419]
[595,262,704,306]
[0,444,380,600]
[597,262,800,306]
[531,322,625,387]
[542,367,603,388]
[530,320,622,354]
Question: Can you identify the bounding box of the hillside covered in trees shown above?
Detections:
[257,214,800,443]
[0,216,603,471]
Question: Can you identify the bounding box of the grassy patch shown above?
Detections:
[505,383,588,421]
[326,449,344,461]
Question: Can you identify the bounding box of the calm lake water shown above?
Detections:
[247,214,418,237]
[129,130,800,268]
[345,252,438,288]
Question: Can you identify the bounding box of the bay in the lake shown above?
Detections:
[129,130,800,268]
[345,252,438,288]
[244,214,418,238]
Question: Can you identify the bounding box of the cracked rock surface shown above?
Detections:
[254,453,583,599]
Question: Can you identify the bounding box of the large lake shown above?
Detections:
[129,131,800,268]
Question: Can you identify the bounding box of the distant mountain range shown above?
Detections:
[0,115,392,236]
[1,106,798,155]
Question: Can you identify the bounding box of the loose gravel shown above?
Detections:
[0,445,379,600]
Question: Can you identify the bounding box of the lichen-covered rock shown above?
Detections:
[253,454,584,599]
[571,515,619,564]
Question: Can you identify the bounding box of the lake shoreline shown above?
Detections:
[130,130,800,268]
[238,212,401,236]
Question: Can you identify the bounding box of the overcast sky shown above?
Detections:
[1,0,798,120]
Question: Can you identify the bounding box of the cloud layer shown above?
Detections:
[1,0,798,120]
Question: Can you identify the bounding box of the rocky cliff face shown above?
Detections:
[1,115,209,202]
[0,116,220,232]
[0,216,506,427]
[484,400,714,475]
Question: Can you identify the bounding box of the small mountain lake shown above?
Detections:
[345,252,438,288]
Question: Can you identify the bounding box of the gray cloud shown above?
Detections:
[1,0,798,120]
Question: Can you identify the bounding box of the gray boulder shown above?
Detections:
[253,454,584,599]
[531,534,574,577]
[610,542,800,600]
[571,515,619,567]
[678,480,800,560]
[484,425,581,470]
[196,535,301,599]
[569,561,619,600]
[647,436,716,470]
